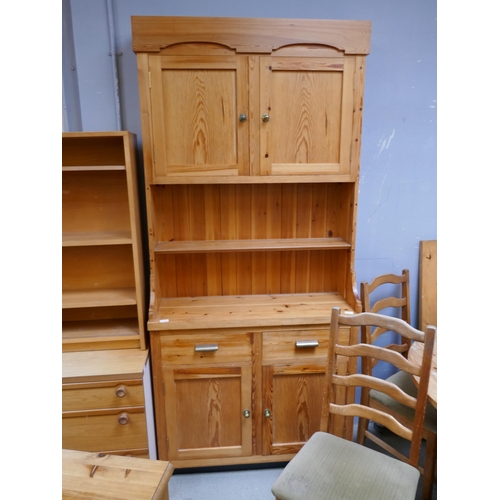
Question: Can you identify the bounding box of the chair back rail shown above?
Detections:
[321,307,436,468]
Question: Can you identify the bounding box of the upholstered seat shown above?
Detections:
[370,370,437,435]
[272,431,420,500]
[271,307,436,500]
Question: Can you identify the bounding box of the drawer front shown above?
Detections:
[62,408,148,452]
[161,331,252,365]
[62,380,144,411]
[263,327,351,363]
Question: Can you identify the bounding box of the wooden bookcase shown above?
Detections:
[62,131,147,351]
[132,16,371,467]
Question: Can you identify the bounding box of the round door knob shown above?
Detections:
[118,413,129,425]
[243,409,251,419]
[262,114,270,123]
[263,409,271,418]
[239,114,247,122]
[115,385,127,398]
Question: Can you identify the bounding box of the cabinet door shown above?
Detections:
[149,54,249,180]
[259,54,356,177]
[163,364,253,461]
[262,363,326,456]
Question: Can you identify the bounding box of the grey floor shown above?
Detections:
[168,423,437,500]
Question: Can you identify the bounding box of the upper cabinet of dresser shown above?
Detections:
[132,17,371,184]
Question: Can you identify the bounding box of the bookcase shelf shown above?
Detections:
[62,132,146,351]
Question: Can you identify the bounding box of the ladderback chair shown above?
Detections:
[271,307,436,500]
[360,269,411,357]
[359,270,437,500]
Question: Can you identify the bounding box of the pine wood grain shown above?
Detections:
[62,449,173,500]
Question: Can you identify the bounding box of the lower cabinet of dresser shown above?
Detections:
[151,326,356,467]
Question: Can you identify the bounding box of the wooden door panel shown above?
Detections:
[260,55,355,177]
[262,364,326,455]
[164,365,252,460]
[150,55,249,179]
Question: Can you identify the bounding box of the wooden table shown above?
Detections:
[62,449,174,499]
[408,340,437,408]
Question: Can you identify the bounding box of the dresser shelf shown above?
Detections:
[154,237,351,254]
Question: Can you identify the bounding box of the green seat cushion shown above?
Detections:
[369,370,437,434]
[271,431,420,500]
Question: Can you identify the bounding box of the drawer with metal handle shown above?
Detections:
[161,332,252,364]
[262,329,331,362]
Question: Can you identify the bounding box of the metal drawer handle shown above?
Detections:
[195,344,219,353]
[118,413,129,425]
[295,340,319,348]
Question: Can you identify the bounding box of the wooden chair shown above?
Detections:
[271,307,436,500]
[358,270,437,500]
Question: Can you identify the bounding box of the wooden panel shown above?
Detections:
[164,365,253,460]
[131,17,372,55]
[62,380,144,411]
[153,184,352,298]
[150,53,248,178]
[419,240,437,330]
[62,135,126,166]
[62,349,148,384]
[260,57,343,176]
[262,329,329,363]
[62,245,135,291]
[150,293,353,331]
[160,332,253,365]
[62,409,148,452]
[62,171,130,234]
[262,363,326,455]
[62,449,173,500]
[153,184,350,242]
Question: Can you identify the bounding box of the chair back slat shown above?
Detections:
[332,373,418,409]
[335,343,422,376]
[328,403,413,441]
[371,296,407,314]
[321,307,436,469]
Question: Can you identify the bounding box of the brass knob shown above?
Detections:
[243,409,251,419]
[115,385,127,398]
[118,413,129,425]
[264,409,271,418]
[262,114,270,123]
[239,114,247,123]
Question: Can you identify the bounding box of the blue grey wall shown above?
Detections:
[64,0,437,328]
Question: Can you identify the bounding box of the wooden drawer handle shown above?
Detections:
[295,340,319,348]
[195,344,218,352]
[115,385,127,398]
[118,413,129,425]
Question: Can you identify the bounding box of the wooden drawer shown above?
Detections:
[62,407,148,452]
[263,329,330,363]
[62,379,144,411]
[161,331,253,365]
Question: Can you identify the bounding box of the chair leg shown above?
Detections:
[356,416,369,445]
[421,431,437,500]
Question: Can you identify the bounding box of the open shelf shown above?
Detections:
[149,292,354,331]
[154,237,351,254]
[62,318,142,352]
[63,231,133,247]
[62,165,126,172]
[62,288,137,309]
